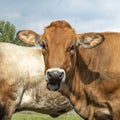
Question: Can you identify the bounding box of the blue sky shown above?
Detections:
[1,0,120,34]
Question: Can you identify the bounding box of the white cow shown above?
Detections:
[0,42,72,120]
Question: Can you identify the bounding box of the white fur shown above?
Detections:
[0,43,72,117]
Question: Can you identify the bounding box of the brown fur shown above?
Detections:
[41,21,120,120]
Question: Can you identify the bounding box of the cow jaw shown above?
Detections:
[46,68,66,91]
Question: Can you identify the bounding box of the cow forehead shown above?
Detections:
[42,21,77,46]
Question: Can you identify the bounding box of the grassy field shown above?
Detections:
[12,110,84,120]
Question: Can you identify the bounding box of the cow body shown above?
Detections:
[17,21,120,120]
[0,42,72,120]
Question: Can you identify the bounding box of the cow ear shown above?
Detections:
[77,33,104,48]
[17,30,41,46]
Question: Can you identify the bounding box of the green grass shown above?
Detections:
[12,110,84,120]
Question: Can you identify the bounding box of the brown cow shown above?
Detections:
[0,42,72,120]
[17,20,120,120]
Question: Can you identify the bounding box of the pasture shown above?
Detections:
[12,110,83,120]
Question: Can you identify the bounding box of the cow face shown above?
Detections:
[17,20,104,91]
[41,21,78,91]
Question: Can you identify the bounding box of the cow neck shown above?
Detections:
[60,49,100,119]
[64,49,98,97]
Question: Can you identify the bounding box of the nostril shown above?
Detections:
[47,71,52,80]
[59,72,64,80]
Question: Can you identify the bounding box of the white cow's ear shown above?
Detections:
[17,30,41,46]
[78,33,104,48]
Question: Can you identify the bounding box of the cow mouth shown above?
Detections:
[47,82,60,91]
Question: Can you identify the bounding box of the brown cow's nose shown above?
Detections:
[46,68,66,91]
[47,70,64,82]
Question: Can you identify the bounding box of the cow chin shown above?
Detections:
[47,82,60,91]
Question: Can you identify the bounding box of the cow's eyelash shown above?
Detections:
[67,45,77,51]
[40,42,47,49]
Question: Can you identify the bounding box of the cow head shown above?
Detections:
[17,20,104,91]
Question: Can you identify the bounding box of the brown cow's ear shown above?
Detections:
[17,30,41,46]
[78,33,104,48]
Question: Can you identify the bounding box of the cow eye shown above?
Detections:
[69,45,76,51]
[40,42,46,49]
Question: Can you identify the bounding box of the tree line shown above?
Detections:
[0,20,28,46]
